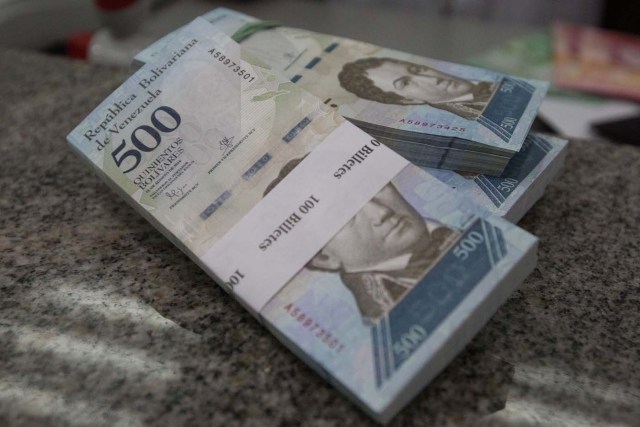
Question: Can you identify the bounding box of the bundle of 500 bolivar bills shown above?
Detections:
[68,19,537,423]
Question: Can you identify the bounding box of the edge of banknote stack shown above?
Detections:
[420,132,568,223]
[68,18,541,423]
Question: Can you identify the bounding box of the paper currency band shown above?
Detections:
[201,121,410,316]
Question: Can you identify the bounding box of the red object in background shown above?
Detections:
[554,23,640,101]
[94,0,140,11]
[66,0,149,62]
[67,31,94,60]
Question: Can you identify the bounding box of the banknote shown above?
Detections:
[70,21,347,256]
[260,165,537,421]
[72,19,538,422]
[421,133,568,222]
[135,16,566,221]
[134,8,549,175]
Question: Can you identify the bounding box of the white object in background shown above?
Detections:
[538,96,640,140]
[87,0,153,67]
[95,0,150,37]
[88,28,154,67]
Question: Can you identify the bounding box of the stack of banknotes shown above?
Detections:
[132,8,550,176]
[68,18,547,422]
[132,8,567,223]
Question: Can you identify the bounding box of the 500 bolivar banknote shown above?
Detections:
[134,8,549,175]
[72,18,538,422]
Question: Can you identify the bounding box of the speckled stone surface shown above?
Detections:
[1,47,639,427]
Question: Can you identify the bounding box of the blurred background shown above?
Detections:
[1,0,639,141]
[0,0,636,53]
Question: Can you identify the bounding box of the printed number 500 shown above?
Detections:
[111,106,181,173]
[453,231,485,261]
[393,325,427,360]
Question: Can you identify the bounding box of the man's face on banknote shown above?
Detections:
[310,184,427,273]
[365,61,474,104]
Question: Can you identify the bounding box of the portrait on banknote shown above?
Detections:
[305,183,460,323]
[265,157,460,323]
[338,57,497,120]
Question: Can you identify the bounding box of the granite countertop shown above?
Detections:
[1,48,639,426]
